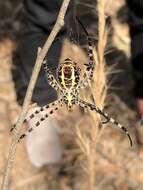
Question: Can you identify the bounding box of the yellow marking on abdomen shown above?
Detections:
[67,93,72,107]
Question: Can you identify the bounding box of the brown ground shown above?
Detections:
[1,1,143,190]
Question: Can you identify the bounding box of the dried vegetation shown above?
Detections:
[0,0,143,190]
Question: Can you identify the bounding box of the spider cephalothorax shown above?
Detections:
[11,18,133,147]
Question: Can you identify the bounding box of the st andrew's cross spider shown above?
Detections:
[11,18,132,147]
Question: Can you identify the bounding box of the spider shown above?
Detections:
[11,18,133,147]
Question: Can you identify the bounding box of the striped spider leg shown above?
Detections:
[77,99,133,147]
[76,17,95,89]
[43,59,61,91]
[10,60,61,133]
[10,99,62,132]
[23,99,62,123]
[18,99,63,141]
[17,59,65,141]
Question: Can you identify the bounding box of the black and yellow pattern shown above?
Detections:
[11,18,133,147]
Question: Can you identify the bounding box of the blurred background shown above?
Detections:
[0,0,143,189]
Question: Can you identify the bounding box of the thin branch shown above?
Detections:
[1,0,71,189]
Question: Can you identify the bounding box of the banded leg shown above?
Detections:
[23,99,62,123]
[18,104,61,142]
[10,99,63,132]
[43,60,61,91]
[76,17,95,88]
[84,36,95,82]
[78,99,133,147]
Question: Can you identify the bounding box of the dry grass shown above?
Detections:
[74,1,109,189]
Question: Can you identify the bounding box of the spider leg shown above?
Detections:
[18,103,62,142]
[10,99,62,132]
[84,36,95,82]
[76,17,95,89]
[24,99,62,123]
[77,99,133,147]
[43,60,61,91]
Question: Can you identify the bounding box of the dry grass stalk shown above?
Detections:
[1,0,71,189]
[75,0,108,189]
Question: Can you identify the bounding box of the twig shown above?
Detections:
[1,0,71,189]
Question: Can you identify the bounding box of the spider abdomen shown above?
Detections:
[57,59,80,90]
